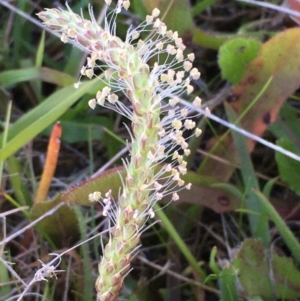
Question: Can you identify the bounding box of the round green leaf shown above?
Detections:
[218,37,261,84]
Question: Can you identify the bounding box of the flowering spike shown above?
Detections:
[37,1,204,300]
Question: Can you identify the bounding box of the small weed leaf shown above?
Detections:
[218,37,261,85]
[233,239,300,299]
[275,138,300,195]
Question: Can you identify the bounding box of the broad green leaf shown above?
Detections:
[269,103,300,141]
[31,166,242,242]
[230,28,300,137]
[62,166,125,206]
[30,194,79,245]
[233,239,300,298]
[199,28,300,182]
[62,166,242,212]
[218,37,261,84]
[275,138,300,195]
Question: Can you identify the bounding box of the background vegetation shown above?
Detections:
[1,0,300,300]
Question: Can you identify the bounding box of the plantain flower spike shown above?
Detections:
[37,1,202,300]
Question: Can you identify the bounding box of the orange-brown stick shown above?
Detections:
[34,122,62,203]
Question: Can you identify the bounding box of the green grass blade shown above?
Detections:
[0,79,99,162]
[253,189,300,263]
[5,156,32,206]
[225,103,270,246]
[34,31,46,101]
[219,266,239,301]
[0,101,12,187]
[36,31,45,68]
[73,207,93,301]
[154,204,207,279]
[0,67,75,88]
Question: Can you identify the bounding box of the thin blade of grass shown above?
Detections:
[225,103,270,246]
[0,101,12,187]
[0,67,76,88]
[219,266,239,301]
[154,204,207,280]
[34,30,45,101]
[0,79,100,162]
[5,156,32,206]
[253,189,300,263]
[73,207,93,301]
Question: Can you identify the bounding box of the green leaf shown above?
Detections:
[269,103,300,141]
[192,0,218,16]
[233,239,300,298]
[219,266,239,301]
[199,28,300,183]
[218,37,261,84]
[275,138,300,195]
[30,194,79,246]
[0,78,100,162]
[42,111,112,143]
[225,103,270,246]
[62,166,125,206]
[0,67,76,87]
[209,246,220,275]
[254,190,300,264]
[6,156,32,206]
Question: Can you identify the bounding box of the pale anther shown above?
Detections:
[172,31,178,39]
[149,208,155,218]
[169,97,179,107]
[123,0,130,10]
[172,193,179,201]
[186,85,194,94]
[184,119,196,130]
[187,53,195,61]
[186,183,192,190]
[61,33,67,43]
[193,96,202,108]
[172,119,182,130]
[152,8,160,17]
[184,149,191,156]
[190,68,201,80]
[153,18,161,28]
[67,28,76,37]
[102,86,111,97]
[132,31,140,40]
[88,98,96,110]
[146,15,154,24]
[156,192,163,200]
[195,128,202,137]
[108,93,118,104]
[86,69,94,79]
[74,82,81,89]
[80,66,86,76]
[181,108,188,117]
